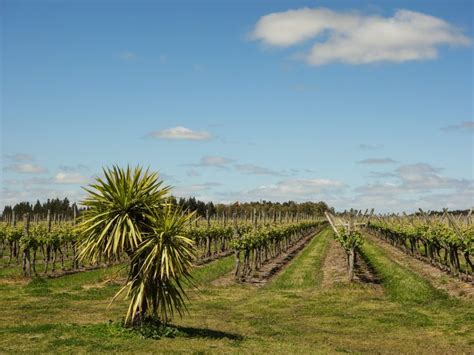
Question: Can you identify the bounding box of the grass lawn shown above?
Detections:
[0,229,473,353]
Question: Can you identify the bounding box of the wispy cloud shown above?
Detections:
[352,162,473,211]
[360,162,467,192]
[58,164,89,172]
[357,158,397,165]
[358,144,384,150]
[186,156,235,169]
[1,186,85,209]
[368,171,396,178]
[234,164,282,176]
[156,172,178,183]
[146,126,212,141]
[118,51,137,61]
[3,153,34,162]
[246,178,346,201]
[251,8,470,66]
[173,182,221,198]
[22,172,91,185]
[393,163,469,191]
[53,172,90,184]
[186,169,201,177]
[441,121,474,133]
[4,163,47,174]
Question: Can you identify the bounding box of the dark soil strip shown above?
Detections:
[321,239,381,288]
[321,239,348,288]
[354,249,381,285]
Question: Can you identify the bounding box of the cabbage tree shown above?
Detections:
[78,166,195,325]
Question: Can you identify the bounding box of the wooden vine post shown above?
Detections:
[325,211,368,282]
[72,204,79,270]
[233,212,241,279]
[22,213,31,276]
[44,210,52,274]
[205,208,211,257]
[347,216,355,281]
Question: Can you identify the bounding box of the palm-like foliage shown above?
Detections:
[79,166,170,261]
[77,166,195,326]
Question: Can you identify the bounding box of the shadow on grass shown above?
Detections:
[175,325,243,340]
[100,319,245,341]
[355,248,382,285]
[1,322,244,343]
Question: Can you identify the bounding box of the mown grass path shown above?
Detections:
[364,232,474,299]
[359,237,444,304]
[1,229,473,353]
[267,228,331,290]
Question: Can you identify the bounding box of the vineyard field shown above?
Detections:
[0,227,473,353]
[3,1,473,353]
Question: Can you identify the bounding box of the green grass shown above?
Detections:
[0,255,120,279]
[0,229,473,353]
[192,254,235,285]
[268,228,331,289]
[360,238,447,304]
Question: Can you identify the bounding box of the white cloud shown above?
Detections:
[246,178,345,201]
[418,191,474,211]
[347,193,418,212]
[357,158,397,164]
[252,7,357,47]
[352,162,473,212]
[394,163,470,191]
[359,163,469,192]
[53,172,89,184]
[441,121,474,132]
[208,177,346,206]
[251,8,470,65]
[16,172,91,185]
[147,126,212,141]
[4,163,47,174]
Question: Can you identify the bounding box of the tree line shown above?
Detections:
[1,198,80,220]
[2,196,332,221]
[173,197,332,218]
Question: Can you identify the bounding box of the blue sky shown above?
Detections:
[1,0,473,212]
